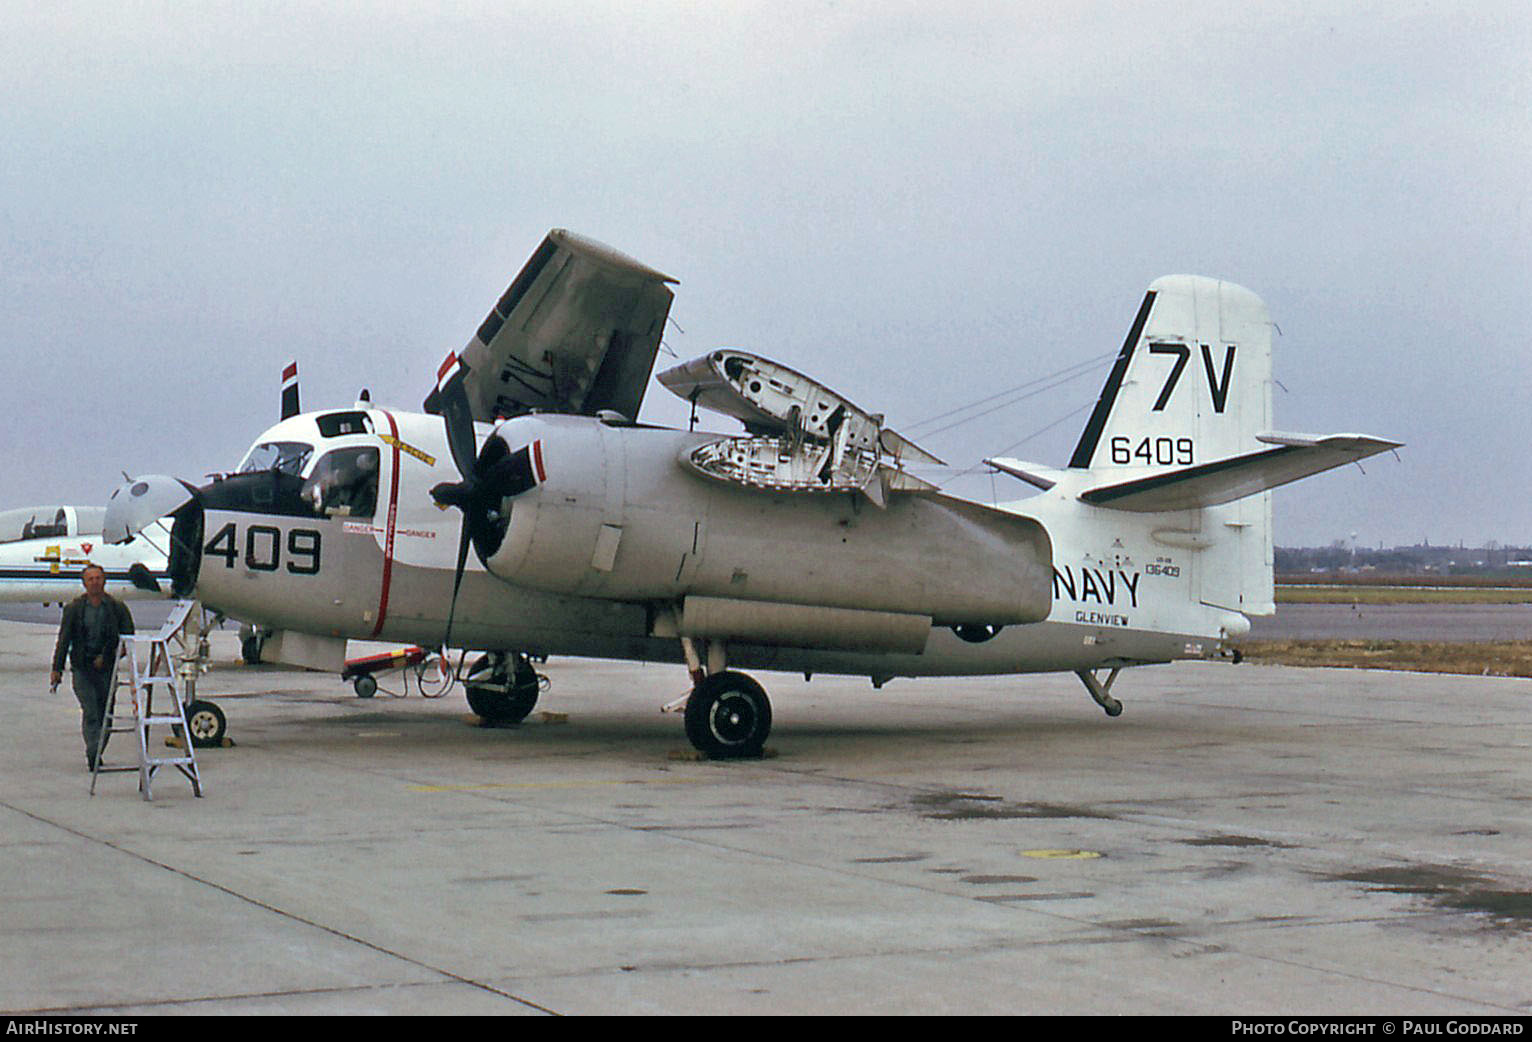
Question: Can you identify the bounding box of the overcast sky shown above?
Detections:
[2,2,1527,548]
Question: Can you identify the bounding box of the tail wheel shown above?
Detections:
[684,671,772,759]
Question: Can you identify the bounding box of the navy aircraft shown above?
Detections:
[105,229,1399,758]
[0,504,169,605]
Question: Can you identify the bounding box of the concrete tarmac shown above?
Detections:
[1,618,1528,1015]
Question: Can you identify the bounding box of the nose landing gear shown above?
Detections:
[183,699,228,746]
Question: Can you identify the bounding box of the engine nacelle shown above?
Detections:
[481,415,1053,628]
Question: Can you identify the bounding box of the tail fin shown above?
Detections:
[1059,276,1398,619]
[1070,276,1276,616]
[1069,275,1272,472]
[281,361,300,420]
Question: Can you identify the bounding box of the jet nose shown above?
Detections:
[104,475,198,544]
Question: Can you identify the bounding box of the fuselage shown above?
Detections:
[166,406,1247,681]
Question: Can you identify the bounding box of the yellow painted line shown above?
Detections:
[1021,849,1103,860]
[408,777,709,793]
[379,433,437,467]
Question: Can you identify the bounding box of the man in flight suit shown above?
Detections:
[50,563,135,769]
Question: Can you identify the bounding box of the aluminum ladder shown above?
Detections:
[89,600,204,800]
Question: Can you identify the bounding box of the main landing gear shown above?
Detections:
[464,652,544,726]
[238,623,269,665]
[675,639,773,759]
[684,671,772,759]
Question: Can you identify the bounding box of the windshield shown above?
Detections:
[238,441,314,476]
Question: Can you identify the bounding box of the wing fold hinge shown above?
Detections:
[658,350,941,506]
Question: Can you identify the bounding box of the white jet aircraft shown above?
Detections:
[104,229,1400,758]
[0,504,170,604]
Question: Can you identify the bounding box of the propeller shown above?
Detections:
[426,353,544,650]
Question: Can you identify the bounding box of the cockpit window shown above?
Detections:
[238,441,313,476]
[316,411,371,438]
[301,447,380,518]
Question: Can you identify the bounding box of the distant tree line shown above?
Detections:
[1276,542,1532,578]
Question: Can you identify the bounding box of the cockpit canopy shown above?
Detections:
[218,440,380,520]
[229,410,383,519]
[238,441,313,476]
[0,505,104,544]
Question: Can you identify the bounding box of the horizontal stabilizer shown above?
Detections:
[983,458,1068,492]
[1078,433,1402,513]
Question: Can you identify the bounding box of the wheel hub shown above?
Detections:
[711,695,756,744]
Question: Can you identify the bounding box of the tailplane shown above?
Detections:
[1079,432,1401,513]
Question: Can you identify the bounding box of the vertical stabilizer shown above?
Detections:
[1069,276,1272,471]
[1069,276,1275,616]
[281,361,300,420]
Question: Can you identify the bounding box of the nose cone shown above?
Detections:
[104,475,197,544]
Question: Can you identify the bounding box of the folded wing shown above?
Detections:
[426,229,677,423]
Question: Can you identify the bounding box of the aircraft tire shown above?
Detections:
[465,656,540,725]
[184,700,227,747]
[684,671,771,759]
[952,623,1004,643]
[466,684,539,725]
[353,674,378,698]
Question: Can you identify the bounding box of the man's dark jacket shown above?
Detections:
[52,595,135,673]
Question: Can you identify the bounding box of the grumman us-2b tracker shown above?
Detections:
[105,229,1399,759]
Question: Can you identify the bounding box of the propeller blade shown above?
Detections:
[423,352,547,650]
[433,353,479,481]
[429,478,476,512]
[478,444,538,500]
[441,510,474,652]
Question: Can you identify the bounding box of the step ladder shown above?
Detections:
[89,600,204,800]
